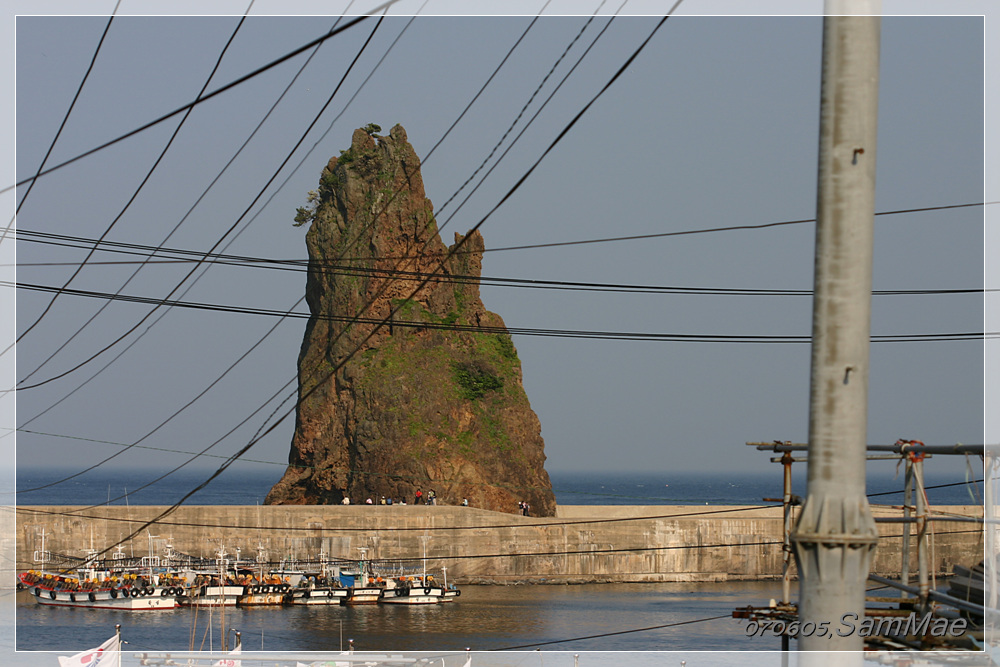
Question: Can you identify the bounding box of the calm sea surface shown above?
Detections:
[14,467,984,507]
[15,581,787,653]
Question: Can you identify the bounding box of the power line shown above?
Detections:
[13,226,988,297]
[11,9,362,386]
[4,4,399,195]
[13,13,252,371]
[496,614,734,650]
[8,280,989,344]
[10,6,417,433]
[345,200,998,260]
[13,504,982,552]
[434,9,604,223]
[9,11,119,220]
[11,11,394,490]
[13,14,389,391]
[16,503,782,534]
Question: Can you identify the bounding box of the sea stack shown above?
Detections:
[264,124,556,516]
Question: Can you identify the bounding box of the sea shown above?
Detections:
[9,467,985,662]
[12,466,986,507]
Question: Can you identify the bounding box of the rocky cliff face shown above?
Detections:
[264,124,556,516]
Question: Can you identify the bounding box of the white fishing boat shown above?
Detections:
[182,582,245,607]
[286,583,349,605]
[380,580,443,605]
[284,553,350,605]
[178,545,244,607]
[339,549,383,605]
[343,584,384,605]
[19,571,179,610]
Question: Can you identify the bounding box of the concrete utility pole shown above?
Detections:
[790,5,881,656]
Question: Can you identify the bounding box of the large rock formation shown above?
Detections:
[265,124,556,516]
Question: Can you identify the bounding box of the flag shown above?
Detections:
[57,634,119,667]
[212,644,241,667]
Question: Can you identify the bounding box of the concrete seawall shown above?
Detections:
[15,504,984,583]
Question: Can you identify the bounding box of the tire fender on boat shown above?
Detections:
[424,587,432,595]
[88,592,96,602]
[69,593,76,602]
[48,590,56,600]
[281,583,289,592]
[160,588,170,596]
[394,588,405,597]
[110,589,118,599]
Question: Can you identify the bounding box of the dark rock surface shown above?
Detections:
[265,124,556,516]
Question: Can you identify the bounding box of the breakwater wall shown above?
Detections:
[14,505,984,583]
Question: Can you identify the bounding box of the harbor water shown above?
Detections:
[15,581,788,653]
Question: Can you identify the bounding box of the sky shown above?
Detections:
[1,1,997,663]
[3,2,993,491]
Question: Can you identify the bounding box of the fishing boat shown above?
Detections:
[181,581,245,607]
[286,581,349,605]
[232,544,295,606]
[18,570,179,610]
[237,581,289,606]
[343,585,384,605]
[177,546,244,607]
[380,577,443,605]
[284,553,350,605]
[338,550,384,605]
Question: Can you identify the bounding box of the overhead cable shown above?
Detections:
[495,614,735,650]
[349,201,998,260]
[12,227,988,297]
[4,3,399,194]
[8,280,988,344]
[11,4,412,431]
[11,14,392,492]
[11,5,353,381]
[13,13,252,369]
[13,14,388,391]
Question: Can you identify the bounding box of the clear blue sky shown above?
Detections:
[2,5,994,481]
